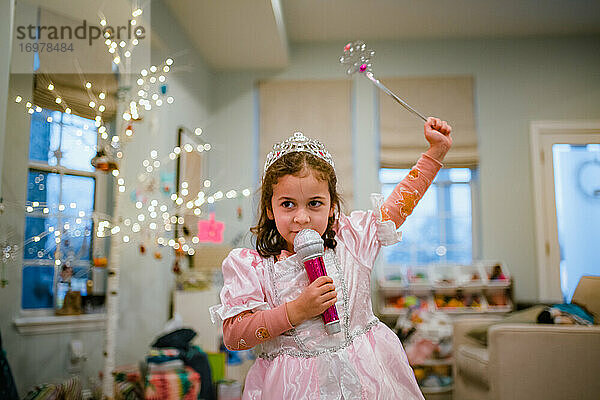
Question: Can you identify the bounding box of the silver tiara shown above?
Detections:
[263,132,335,175]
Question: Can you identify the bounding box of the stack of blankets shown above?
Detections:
[113,328,215,400]
[145,349,200,400]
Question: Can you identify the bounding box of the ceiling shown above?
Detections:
[164,0,600,70]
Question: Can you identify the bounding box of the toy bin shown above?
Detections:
[484,288,513,312]
[476,261,511,287]
[377,270,407,290]
[433,289,487,313]
[383,293,433,313]
[429,264,458,288]
[406,265,431,289]
[452,264,487,287]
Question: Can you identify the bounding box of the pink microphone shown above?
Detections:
[293,229,341,335]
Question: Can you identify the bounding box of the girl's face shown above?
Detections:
[267,169,334,253]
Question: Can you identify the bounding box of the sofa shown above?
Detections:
[453,276,600,400]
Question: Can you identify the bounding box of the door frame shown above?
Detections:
[530,121,600,301]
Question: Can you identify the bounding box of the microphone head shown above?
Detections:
[293,229,324,262]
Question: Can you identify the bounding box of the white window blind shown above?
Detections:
[33,73,117,121]
[379,76,478,168]
[259,79,354,207]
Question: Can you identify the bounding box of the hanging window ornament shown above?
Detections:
[139,243,146,254]
[153,251,162,260]
[197,212,225,244]
[91,148,119,172]
[93,256,108,267]
[237,205,243,220]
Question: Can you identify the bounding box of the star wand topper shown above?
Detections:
[340,41,427,122]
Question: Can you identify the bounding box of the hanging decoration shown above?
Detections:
[197,212,225,244]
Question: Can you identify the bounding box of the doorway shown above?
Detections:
[530,122,600,302]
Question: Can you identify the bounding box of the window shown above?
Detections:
[22,108,98,310]
[379,167,476,275]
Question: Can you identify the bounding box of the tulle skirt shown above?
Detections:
[242,322,424,400]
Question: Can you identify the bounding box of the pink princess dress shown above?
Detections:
[210,194,424,400]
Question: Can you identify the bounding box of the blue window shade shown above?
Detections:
[23,108,98,310]
[22,266,89,309]
[22,266,55,309]
[24,171,95,261]
[59,114,97,172]
[28,109,97,171]
[61,174,95,213]
[29,109,53,164]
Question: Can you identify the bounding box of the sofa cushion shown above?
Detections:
[466,305,546,346]
[455,344,489,388]
[572,276,600,322]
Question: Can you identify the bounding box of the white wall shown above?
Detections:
[209,36,600,302]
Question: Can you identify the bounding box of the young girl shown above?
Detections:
[210,117,452,399]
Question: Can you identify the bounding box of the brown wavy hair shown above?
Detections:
[251,152,342,258]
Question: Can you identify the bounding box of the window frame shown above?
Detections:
[378,166,481,271]
[21,108,109,316]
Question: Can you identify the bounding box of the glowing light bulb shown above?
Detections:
[48,84,54,90]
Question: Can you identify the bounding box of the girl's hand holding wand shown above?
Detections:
[424,117,452,163]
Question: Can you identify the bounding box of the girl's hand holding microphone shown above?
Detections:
[286,276,337,327]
